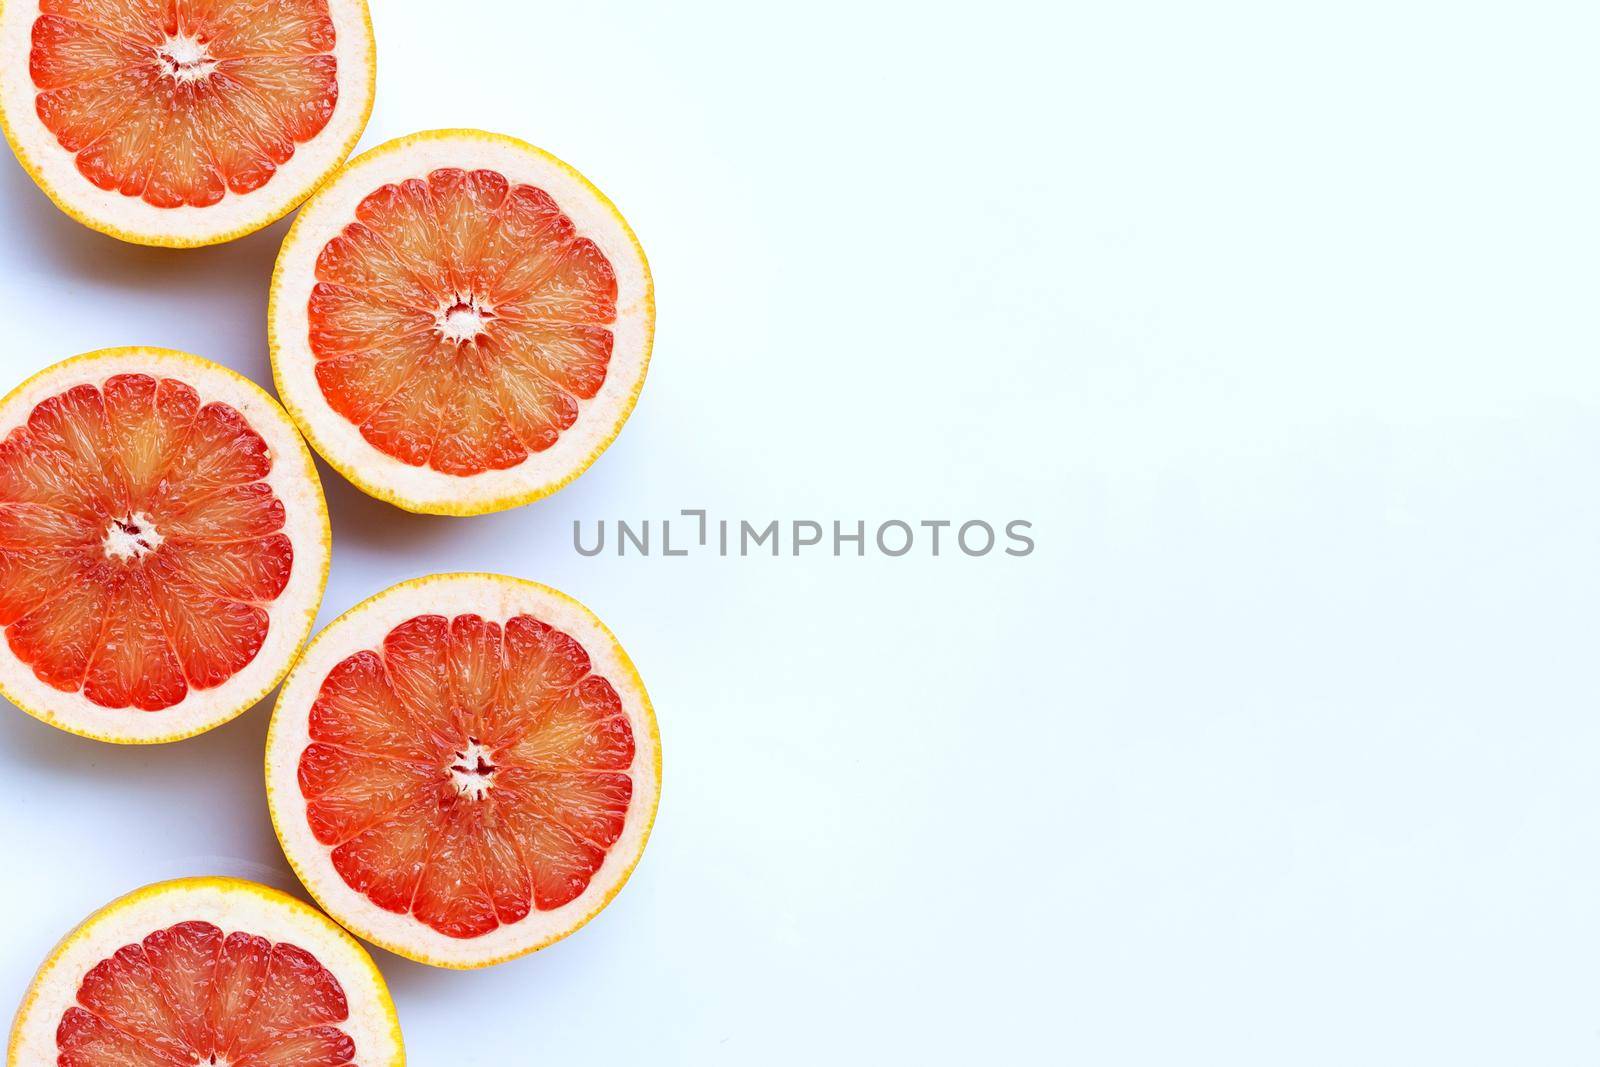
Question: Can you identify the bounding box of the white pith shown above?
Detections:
[8,878,402,1066]
[0,0,375,245]
[0,349,329,744]
[266,573,662,968]
[271,131,653,514]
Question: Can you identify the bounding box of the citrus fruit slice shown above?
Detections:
[266,573,661,968]
[0,0,375,247]
[269,129,655,515]
[9,876,403,1065]
[0,348,329,743]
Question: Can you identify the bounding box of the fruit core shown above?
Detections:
[437,296,495,345]
[102,512,163,561]
[298,611,637,938]
[448,738,498,800]
[155,33,217,82]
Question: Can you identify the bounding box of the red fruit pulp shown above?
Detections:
[29,0,339,208]
[0,375,291,710]
[298,612,636,939]
[309,167,619,477]
[57,920,352,1067]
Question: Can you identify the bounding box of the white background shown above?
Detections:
[0,0,1593,1063]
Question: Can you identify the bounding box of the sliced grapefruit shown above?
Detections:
[8,876,403,1065]
[0,0,375,247]
[269,129,654,515]
[266,573,661,968]
[0,348,329,743]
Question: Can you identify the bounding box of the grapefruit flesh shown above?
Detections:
[29,0,338,209]
[0,374,289,711]
[298,611,635,939]
[269,131,654,515]
[56,920,353,1067]
[309,167,618,477]
[0,348,329,743]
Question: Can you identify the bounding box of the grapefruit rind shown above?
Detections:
[0,0,376,247]
[0,348,331,744]
[269,129,655,516]
[7,876,403,1066]
[265,573,662,969]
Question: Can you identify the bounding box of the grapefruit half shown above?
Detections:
[269,129,654,515]
[8,876,403,1066]
[266,573,661,968]
[0,0,375,247]
[0,348,329,743]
